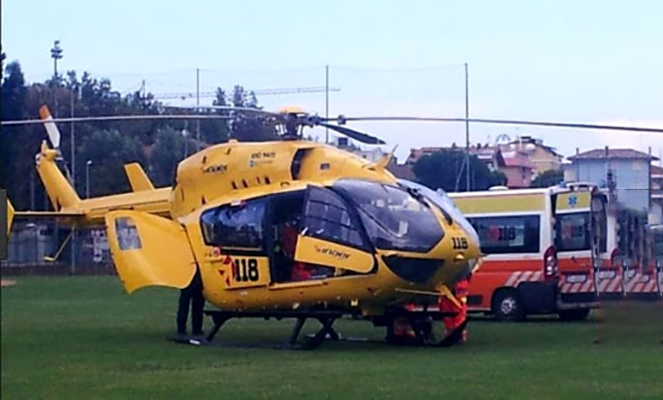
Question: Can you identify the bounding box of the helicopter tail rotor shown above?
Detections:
[38,105,62,150]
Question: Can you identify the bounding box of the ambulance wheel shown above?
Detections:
[558,309,590,321]
[492,289,525,322]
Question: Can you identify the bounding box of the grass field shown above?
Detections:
[2,276,662,399]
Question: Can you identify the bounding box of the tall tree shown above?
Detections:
[1,59,271,208]
[412,149,506,192]
[229,85,278,142]
[1,61,35,208]
[77,129,147,197]
[150,127,190,187]
[195,87,230,145]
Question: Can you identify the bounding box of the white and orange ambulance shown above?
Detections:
[446,183,607,321]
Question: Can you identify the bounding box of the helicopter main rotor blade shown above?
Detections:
[162,105,282,118]
[1,114,237,126]
[339,116,663,134]
[316,122,386,145]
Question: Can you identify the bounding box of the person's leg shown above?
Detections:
[176,289,190,335]
[191,290,205,336]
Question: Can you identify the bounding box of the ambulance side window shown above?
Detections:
[468,215,540,254]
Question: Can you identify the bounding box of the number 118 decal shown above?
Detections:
[451,237,469,250]
[233,258,260,282]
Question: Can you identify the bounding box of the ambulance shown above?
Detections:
[447,183,606,321]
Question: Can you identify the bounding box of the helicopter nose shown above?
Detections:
[446,228,482,281]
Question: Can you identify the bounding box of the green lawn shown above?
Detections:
[2,276,662,399]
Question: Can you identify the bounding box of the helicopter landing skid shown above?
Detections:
[202,310,344,350]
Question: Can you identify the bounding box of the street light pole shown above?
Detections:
[70,88,76,187]
[50,40,63,118]
[86,160,92,199]
[325,65,329,144]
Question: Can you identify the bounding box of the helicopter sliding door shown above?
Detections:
[199,196,272,290]
[293,185,375,276]
[105,210,197,294]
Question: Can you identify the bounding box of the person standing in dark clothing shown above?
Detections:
[177,268,205,337]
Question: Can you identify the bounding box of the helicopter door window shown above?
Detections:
[200,197,267,251]
[303,186,370,252]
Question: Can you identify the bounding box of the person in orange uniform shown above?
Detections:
[439,275,470,344]
[278,212,312,282]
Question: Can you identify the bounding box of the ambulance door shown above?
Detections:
[105,211,197,294]
[590,192,608,294]
[293,185,376,276]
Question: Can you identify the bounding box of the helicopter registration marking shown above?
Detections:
[219,255,270,289]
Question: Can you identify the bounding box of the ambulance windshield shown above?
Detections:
[333,179,444,253]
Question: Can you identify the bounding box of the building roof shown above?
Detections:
[568,148,660,161]
[505,136,562,157]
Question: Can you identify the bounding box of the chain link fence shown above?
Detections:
[1,218,116,276]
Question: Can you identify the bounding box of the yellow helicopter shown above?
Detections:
[4,105,663,349]
[4,104,483,349]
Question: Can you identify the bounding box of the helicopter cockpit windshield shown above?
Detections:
[333,179,444,253]
[397,179,480,246]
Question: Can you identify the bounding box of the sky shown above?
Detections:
[2,0,663,163]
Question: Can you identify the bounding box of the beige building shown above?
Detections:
[498,136,563,177]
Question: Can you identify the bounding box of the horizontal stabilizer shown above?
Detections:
[124,163,155,192]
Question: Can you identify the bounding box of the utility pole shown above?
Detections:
[50,40,63,118]
[325,65,330,144]
[464,62,470,192]
[196,68,201,150]
[70,89,76,186]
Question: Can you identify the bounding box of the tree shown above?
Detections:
[229,85,278,142]
[1,58,273,208]
[77,129,147,197]
[1,61,33,208]
[150,127,189,187]
[530,169,564,188]
[412,149,506,192]
[194,87,230,145]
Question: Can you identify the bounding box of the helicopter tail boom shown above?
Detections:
[36,141,82,211]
